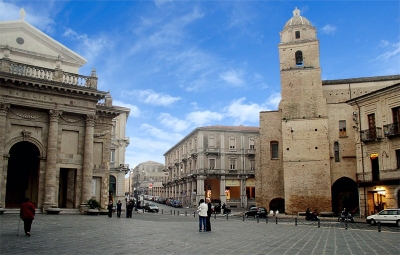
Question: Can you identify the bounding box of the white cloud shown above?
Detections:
[158,113,191,132]
[376,41,400,61]
[219,69,244,86]
[223,97,263,124]
[0,2,55,33]
[140,124,183,142]
[127,90,181,106]
[186,111,224,126]
[379,40,389,47]
[112,100,141,118]
[321,24,337,35]
[62,28,113,63]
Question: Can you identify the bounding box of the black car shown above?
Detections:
[144,203,159,213]
[245,206,267,218]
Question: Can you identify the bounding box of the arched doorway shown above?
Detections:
[269,198,285,213]
[6,141,40,208]
[332,177,359,215]
[109,175,116,204]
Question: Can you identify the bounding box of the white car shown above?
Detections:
[366,209,400,226]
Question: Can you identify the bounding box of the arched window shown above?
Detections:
[334,142,340,162]
[295,51,303,66]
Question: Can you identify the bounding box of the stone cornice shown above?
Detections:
[322,75,400,85]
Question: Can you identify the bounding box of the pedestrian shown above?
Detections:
[197,199,208,232]
[116,200,122,218]
[127,201,134,218]
[107,201,113,218]
[20,197,35,237]
[205,198,212,232]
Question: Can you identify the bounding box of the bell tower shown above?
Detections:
[279,8,331,214]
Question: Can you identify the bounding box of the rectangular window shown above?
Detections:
[110,149,115,162]
[393,107,400,135]
[229,137,236,150]
[339,120,347,137]
[250,160,255,170]
[368,113,376,139]
[334,142,340,162]
[271,142,279,159]
[249,138,255,149]
[209,159,215,169]
[295,31,300,39]
[230,159,236,170]
[396,150,400,169]
[209,135,215,148]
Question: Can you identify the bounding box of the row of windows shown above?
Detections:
[208,158,255,170]
[209,136,255,150]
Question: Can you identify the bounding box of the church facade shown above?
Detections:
[256,8,400,217]
[0,9,128,214]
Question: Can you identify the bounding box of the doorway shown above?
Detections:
[58,168,77,208]
[5,141,40,208]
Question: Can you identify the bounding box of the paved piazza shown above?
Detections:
[0,210,399,255]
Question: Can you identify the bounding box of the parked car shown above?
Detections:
[366,209,400,226]
[172,200,182,208]
[144,203,159,213]
[245,206,267,218]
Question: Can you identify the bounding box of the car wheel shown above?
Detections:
[396,220,400,227]
[245,213,248,218]
[370,219,376,225]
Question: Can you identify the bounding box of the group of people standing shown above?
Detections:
[197,198,212,232]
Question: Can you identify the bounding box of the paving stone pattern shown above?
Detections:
[0,212,399,255]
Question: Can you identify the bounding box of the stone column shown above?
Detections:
[196,175,205,205]
[186,181,192,207]
[0,104,10,208]
[43,109,61,211]
[80,114,96,211]
[240,177,247,208]
[219,176,226,205]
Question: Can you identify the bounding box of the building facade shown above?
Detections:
[256,8,400,217]
[348,84,400,217]
[131,161,165,198]
[163,126,258,208]
[109,106,130,206]
[0,10,128,213]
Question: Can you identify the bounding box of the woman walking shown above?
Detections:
[20,197,35,237]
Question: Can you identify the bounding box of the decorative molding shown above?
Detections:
[60,113,82,123]
[9,108,44,119]
[22,130,32,141]
[94,130,109,137]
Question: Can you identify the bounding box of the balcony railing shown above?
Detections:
[1,59,98,89]
[205,148,219,156]
[383,122,400,137]
[360,127,383,142]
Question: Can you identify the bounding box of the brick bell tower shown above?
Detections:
[278,8,331,214]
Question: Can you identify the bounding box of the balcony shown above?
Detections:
[205,147,220,156]
[246,149,255,157]
[383,122,400,138]
[174,159,179,166]
[190,149,198,158]
[182,154,188,162]
[360,127,383,142]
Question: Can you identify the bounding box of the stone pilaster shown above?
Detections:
[219,176,226,205]
[42,109,61,211]
[240,177,247,208]
[80,114,96,212]
[0,103,10,208]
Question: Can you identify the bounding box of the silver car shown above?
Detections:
[366,209,400,226]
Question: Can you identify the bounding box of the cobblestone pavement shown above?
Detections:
[0,211,399,255]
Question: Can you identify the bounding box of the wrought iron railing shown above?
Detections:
[360,127,383,142]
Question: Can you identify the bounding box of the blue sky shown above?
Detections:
[1,0,399,170]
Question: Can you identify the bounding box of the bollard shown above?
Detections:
[378,222,381,232]
[318,219,321,228]
[226,213,229,220]
[295,218,297,226]
[214,212,216,219]
[194,212,196,217]
[276,217,278,224]
[345,221,348,230]
[257,215,259,223]
[266,215,268,224]
[170,210,172,215]
[185,211,187,216]
[177,211,180,216]
[173,210,175,215]
[161,209,163,214]
[143,208,145,213]
[243,215,245,221]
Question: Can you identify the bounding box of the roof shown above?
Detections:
[322,75,400,85]
[284,7,312,29]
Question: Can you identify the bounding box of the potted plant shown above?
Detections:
[87,198,100,215]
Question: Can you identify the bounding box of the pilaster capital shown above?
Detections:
[0,103,10,114]
[48,110,62,121]
[85,114,97,126]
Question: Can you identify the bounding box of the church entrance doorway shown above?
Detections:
[58,168,77,208]
[332,177,359,215]
[5,141,40,208]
